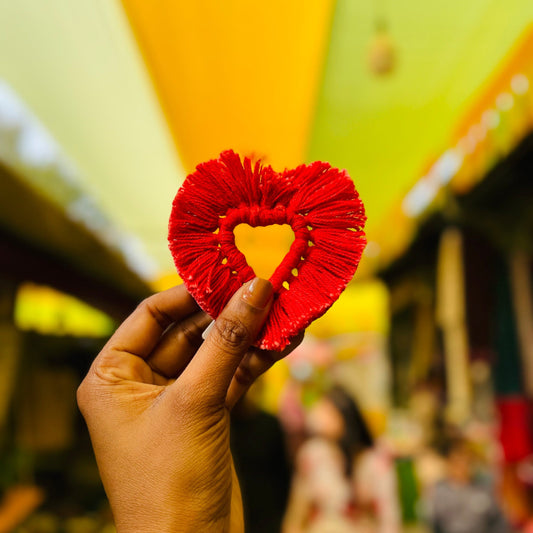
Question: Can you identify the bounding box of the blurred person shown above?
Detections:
[278,379,308,461]
[77,278,303,533]
[427,437,511,533]
[283,386,400,533]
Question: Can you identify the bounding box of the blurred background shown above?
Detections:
[0,1,533,531]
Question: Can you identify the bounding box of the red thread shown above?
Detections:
[168,150,366,350]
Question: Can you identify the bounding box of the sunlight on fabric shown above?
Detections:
[0,79,159,281]
[0,0,185,275]
[121,0,336,172]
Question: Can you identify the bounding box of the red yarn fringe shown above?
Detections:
[168,150,366,350]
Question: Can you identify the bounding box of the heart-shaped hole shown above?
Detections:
[233,223,295,280]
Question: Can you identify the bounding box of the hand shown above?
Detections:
[77,278,302,533]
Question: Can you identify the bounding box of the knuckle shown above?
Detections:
[234,364,255,388]
[214,317,252,350]
[137,296,173,330]
[178,321,204,348]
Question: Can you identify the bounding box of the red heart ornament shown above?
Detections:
[168,150,366,351]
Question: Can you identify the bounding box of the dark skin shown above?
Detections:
[77,278,302,533]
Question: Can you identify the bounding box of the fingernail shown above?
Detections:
[242,277,273,310]
[201,320,215,340]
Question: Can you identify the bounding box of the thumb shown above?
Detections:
[177,278,273,405]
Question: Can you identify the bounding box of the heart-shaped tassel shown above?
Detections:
[168,150,366,350]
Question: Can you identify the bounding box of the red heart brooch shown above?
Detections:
[168,150,366,351]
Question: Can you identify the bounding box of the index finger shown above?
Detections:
[105,284,199,359]
[226,331,304,409]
